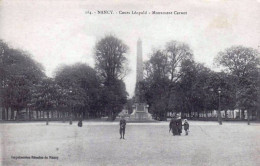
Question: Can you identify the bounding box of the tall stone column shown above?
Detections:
[135,39,143,103]
[136,38,143,83]
[130,39,153,121]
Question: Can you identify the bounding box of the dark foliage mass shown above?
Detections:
[0,38,259,122]
[0,36,128,122]
[139,42,259,121]
[94,35,128,120]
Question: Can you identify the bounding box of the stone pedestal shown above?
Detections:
[130,103,153,121]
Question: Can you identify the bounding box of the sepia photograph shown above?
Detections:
[0,0,259,165]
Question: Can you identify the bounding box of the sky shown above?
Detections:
[0,0,259,97]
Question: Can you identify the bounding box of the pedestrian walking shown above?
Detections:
[119,116,126,139]
[78,119,82,127]
[183,119,189,135]
[78,116,83,127]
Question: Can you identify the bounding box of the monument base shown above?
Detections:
[130,103,153,121]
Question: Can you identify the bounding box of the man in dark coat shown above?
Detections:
[169,117,178,136]
[119,116,126,139]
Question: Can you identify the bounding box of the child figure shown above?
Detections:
[183,119,189,135]
[119,116,126,139]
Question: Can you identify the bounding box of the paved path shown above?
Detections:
[1,121,259,166]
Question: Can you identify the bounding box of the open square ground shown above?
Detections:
[1,121,259,166]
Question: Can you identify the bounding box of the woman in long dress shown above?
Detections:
[176,117,182,135]
[169,117,179,136]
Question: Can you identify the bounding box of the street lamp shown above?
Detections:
[69,89,73,125]
[217,87,222,125]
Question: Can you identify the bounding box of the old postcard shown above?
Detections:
[0,0,259,166]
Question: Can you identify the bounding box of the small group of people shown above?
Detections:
[118,115,190,139]
[169,116,189,136]
[78,115,189,138]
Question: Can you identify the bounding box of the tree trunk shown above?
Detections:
[2,107,5,120]
[26,108,29,120]
[6,107,9,120]
[63,112,65,122]
[188,110,191,118]
[69,111,72,125]
[247,110,251,125]
[241,110,244,119]
[28,108,31,120]
[74,111,77,119]
[15,109,18,120]
[36,110,38,119]
[46,111,49,125]
[108,110,113,121]
[83,111,86,120]
[191,104,194,118]
[11,108,14,120]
